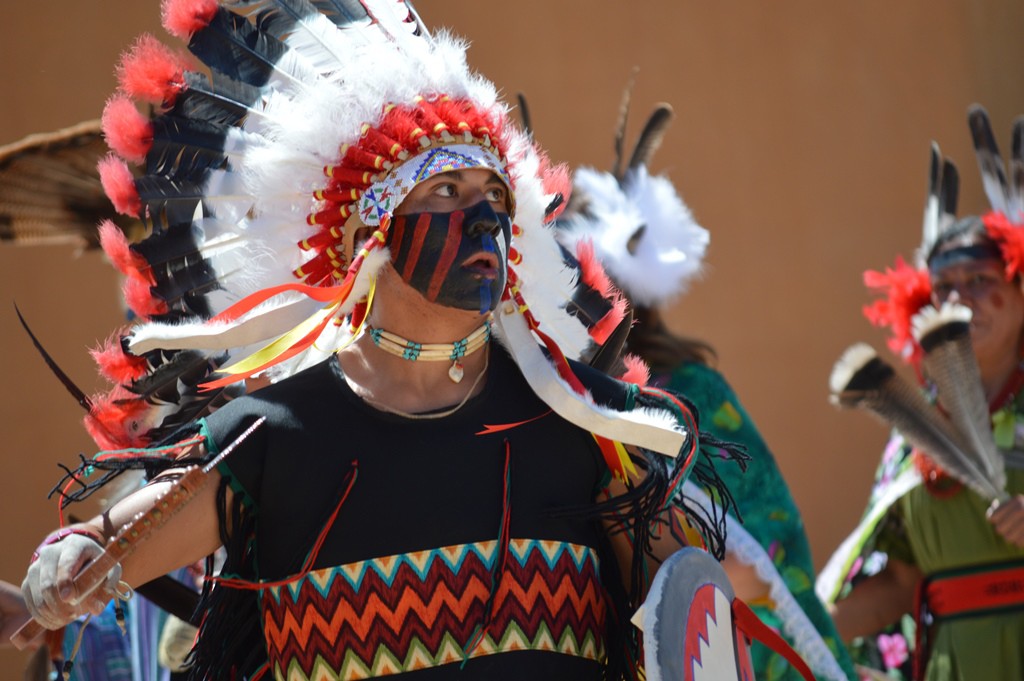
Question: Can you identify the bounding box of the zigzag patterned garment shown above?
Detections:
[202,347,624,678]
[262,539,606,679]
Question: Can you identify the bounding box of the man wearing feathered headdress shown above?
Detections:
[15,1,743,679]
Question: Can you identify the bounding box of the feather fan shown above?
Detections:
[829,342,1004,501]
[912,303,1006,491]
[0,121,142,249]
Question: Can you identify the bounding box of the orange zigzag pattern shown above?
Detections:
[261,539,606,677]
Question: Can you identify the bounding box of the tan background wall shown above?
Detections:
[2,1,1023,675]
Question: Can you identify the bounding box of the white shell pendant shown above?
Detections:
[448,361,465,383]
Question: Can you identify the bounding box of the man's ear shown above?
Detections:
[343,214,373,264]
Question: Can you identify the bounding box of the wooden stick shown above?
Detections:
[11,416,265,650]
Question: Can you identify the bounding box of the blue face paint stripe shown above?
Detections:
[478,235,497,314]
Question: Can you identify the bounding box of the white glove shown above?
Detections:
[21,533,122,630]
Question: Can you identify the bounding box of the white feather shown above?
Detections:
[828,342,879,396]
[560,165,708,307]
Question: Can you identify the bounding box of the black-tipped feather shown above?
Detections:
[135,176,213,230]
[151,259,220,318]
[181,71,263,126]
[311,0,373,26]
[941,159,959,221]
[147,115,232,180]
[189,8,293,89]
[968,104,1011,215]
[14,303,93,412]
[588,308,633,375]
[128,350,217,403]
[244,0,323,39]
[611,72,637,183]
[626,104,674,173]
[132,223,221,318]
[516,92,533,138]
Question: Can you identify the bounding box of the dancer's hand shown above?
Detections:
[21,533,121,630]
[988,494,1024,547]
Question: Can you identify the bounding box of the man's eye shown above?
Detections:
[434,183,457,198]
[486,187,505,203]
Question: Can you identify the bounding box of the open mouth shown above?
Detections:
[461,252,499,278]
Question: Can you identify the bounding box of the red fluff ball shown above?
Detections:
[102,96,152,164]
[84,387,151,450]
[123,274,168,320]
[619,354,651,387]
[91,332,150,383]
[98,220,143,275]
[117,34,188,104]
[161,0,218,39]
[537,153,570,222]
[98,154,142,217]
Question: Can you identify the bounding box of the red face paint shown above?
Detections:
[387,200,512,314]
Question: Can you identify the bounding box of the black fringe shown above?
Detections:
[593,529,641,681]
[48,447,207,508]
[186,476,267,679]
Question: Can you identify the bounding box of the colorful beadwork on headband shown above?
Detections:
[359,145,512,227]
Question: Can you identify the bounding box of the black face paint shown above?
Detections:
[387,200,512,314]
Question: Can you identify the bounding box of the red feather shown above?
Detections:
[98,154,142,217]
[116,34,189,104]
[619,353,651,386]
[575,238,628,343]
[589,297,628,345]
[862,255,931,364]
[575,239,618,300]
[91,331,150,383]
[102,96,153,164]
[98,220,141,274]
[984,210,1024,281]
[537,152,571,223]
[161,0,219,39]
[123,274,168,319]
[84,386,151,450]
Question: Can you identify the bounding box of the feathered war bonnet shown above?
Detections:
[90,0,691,462]
[863,105,1024,367]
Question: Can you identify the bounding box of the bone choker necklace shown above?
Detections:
[366,319,491,383]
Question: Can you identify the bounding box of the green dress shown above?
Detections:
[658,362,856,681]
[882,463,1024,680]
[818,392,1024,680]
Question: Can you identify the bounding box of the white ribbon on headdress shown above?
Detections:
[494,304,686,457]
